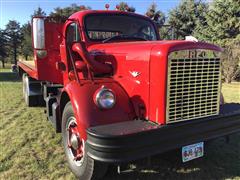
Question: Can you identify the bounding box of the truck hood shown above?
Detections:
[87,40,221,125]
[88,40,222,56]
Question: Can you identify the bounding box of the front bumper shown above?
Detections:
[86,104,240,163]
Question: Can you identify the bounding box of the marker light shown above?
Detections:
[36,50,47,59]
[105,4,110,10]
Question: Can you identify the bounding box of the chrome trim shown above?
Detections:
[67,117,85,167]
[33,18,45,49]
[168,49,221,60]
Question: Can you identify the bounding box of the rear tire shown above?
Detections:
[62,102,108,179]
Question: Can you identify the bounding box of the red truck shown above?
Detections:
[18,10,240,179]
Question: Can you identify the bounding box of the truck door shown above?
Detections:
[63,22,87,82]
[65,22,80,71]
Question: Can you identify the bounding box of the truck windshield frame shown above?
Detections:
[84,13,158,42]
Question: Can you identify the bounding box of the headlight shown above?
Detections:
[95,87,116,109]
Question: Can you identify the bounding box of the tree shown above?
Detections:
[116,2,136,12]
[19,7,46,61]
[194,0,240,46]
[32,6,46,17]
[0,30,8,68]
[145,2,166,39]
[168,0,208,39]
[49,4,91,23]
[21,23,32,60]
[194,0,240,83]
[221,38,240,83]
[5,20,23,65]
[146,2,165,27]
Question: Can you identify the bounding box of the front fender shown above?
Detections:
[63,80,135,139]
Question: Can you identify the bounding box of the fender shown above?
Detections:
[62,80,135,140]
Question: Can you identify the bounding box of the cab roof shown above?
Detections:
[69,10,151,21]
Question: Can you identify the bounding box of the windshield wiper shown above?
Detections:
[102,34,147,43]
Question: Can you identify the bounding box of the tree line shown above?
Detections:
[0,0,239,83]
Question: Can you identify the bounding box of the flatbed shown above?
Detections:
[18,60,38,79]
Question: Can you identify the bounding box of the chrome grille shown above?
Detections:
[166,50,221,123]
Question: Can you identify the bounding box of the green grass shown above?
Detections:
[0,64,12,72]
[0,73,75,179]
[222,82,240,103]
[0,71,239,180]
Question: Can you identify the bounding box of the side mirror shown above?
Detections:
[32,17,45,49]
[33,17,47,59]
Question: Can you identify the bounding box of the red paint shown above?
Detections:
[63,80,134,139]
[72,43,112,74]
[18,10,221,139]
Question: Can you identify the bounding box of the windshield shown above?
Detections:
[85,14,157,41]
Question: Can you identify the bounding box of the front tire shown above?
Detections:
[62,102,108,179]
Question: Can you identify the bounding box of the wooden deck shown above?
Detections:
[18,60,38,79]
[19,61,35,69]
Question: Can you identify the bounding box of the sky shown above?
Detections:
[0,0,182,29]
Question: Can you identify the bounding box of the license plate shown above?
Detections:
[182,142,204,162]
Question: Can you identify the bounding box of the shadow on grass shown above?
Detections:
[105,134,240,180]
[0,72,20,82]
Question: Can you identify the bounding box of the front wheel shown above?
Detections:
[62,102,108,179]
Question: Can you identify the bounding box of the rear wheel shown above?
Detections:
[62,102,108,179]
[22,73,44,107]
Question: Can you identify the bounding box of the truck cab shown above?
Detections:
[18,10,240,179]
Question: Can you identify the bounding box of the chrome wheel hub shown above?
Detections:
[66,117,85,166]
[70,133,79,150]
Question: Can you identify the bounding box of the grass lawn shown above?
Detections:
[222,82,240,103]
[0,64,12,72]
[0,71,239,179]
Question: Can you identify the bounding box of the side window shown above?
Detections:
[66,23,80,44]
[139,26,156,40]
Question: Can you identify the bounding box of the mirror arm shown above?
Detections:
[67,45,81,83]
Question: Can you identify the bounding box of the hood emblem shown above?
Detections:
[129,71,141,78]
